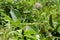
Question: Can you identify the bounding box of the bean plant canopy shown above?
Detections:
[0,0,60,40]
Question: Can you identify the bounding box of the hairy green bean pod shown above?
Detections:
[49,14,54,28]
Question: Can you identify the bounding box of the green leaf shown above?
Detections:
[57,26,60,33]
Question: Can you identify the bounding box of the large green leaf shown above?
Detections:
[10,8,20,22]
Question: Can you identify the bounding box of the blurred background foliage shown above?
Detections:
[0,0,60,40]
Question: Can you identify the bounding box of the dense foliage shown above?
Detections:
[0,0,60,40]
